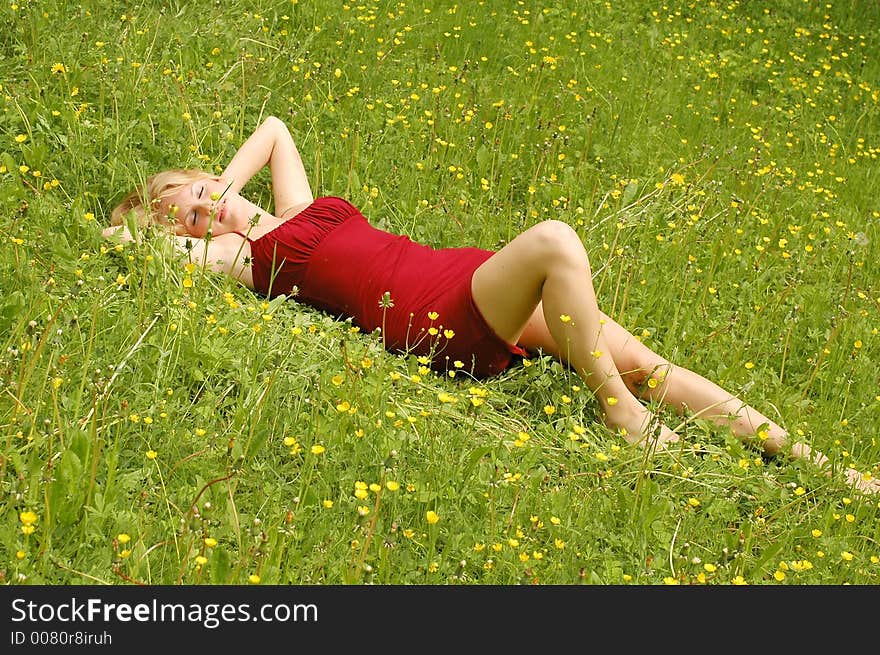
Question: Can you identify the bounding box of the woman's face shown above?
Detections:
[159,177,240,238]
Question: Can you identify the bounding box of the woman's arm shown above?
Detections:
[102,224,136,242]
[221,116,313,217]
[102,226,249,281]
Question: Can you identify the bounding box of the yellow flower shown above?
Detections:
[20,511,37,526]
[15,134,27,143]
[426,510,440,525]
[310,444,325,455]
[386,480,400,492]
[51,62,66,74]
[146,449,158,460]
[543,405,555,415]
[670,172,685,185]
[248,574,261,584]
[427,311,439,320]
[195,556,208,566]
[204,537,218,547]
[322,499,333,508]
[117,533,131,544]
[606,396,618,406]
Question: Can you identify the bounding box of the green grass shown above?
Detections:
[1,0,879,585]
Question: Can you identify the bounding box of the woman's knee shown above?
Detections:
[527,220,585,258]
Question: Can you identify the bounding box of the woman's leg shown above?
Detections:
[471,220,677,446]
[517,306,787,450]
[472,221,879,492]
[513,285,880,494]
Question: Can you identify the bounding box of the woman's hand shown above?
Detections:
[102,225,136,243]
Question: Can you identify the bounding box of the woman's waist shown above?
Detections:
[301,223,491,324]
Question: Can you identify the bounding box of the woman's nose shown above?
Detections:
[194,197,214,213]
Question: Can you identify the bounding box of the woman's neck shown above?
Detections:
[235,197,287,239]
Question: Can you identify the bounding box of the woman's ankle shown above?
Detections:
[603,404,677,446]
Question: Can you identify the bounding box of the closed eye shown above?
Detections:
[191,184,204,224]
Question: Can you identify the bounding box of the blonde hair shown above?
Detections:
[110,168,213,229]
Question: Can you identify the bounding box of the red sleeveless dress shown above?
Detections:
[239,197,526,378]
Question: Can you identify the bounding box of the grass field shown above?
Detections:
[2,0,879,585]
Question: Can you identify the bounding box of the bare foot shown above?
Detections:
[845,468,880,495]
[604,403,679,449]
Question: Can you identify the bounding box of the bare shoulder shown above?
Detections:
[176,233,255,288]
[209,234,254,285]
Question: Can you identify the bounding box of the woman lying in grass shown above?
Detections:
[104,116,879,494]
